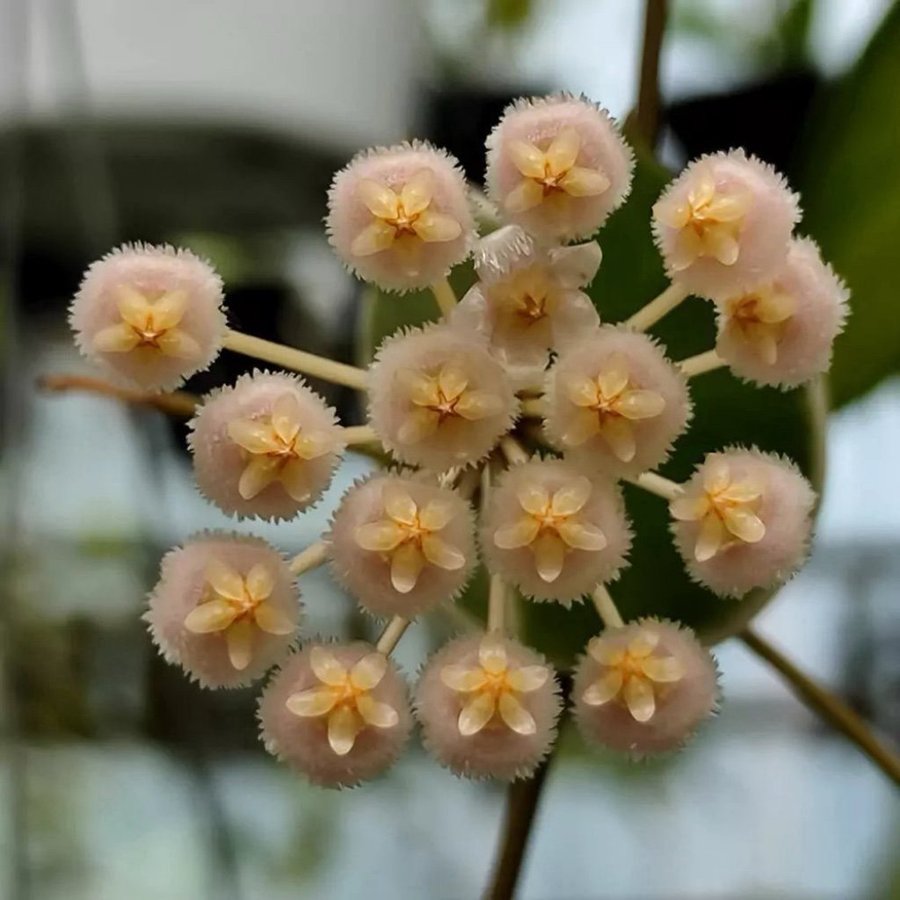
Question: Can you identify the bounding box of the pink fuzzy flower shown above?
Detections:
[669,448,816,598]
[543,326,692,476]
[367,324,518,472]
[326,141,475,292]
[145,533,300,689]
[715,237,849,388]
[450,241,602,388]
[415,633,561,781]
[652,150,801,300]
[480,458,631,604]
[328,473,477,618]
[572,619,719,757]
[69,243,226,390]
[189,371,344,521]
[486,94,634,243]
[258,641,413,788]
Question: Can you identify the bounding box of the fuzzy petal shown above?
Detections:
[183,599,237,634]
[357,178,400,219]
[623,677,656,722]
[505,179,545,214]
[156,329,201,360]
[479,634,508,675]
[722,506,766,544]
[93,323,141,353]
[421,534,466,570]
[493,517,541,550]
[390,542,425,593]
[413,210,462,244]
[227,418,278,454]
[557,521,607,551]
[205,558,246,601]
[225,619,254,671]
[382,483,418,525]
[506,665,549,693]
[350,653,388,690]
[532,531,566,583]
[545,127,581,175]
[356,694,399,729]
[310,647,348,686]
[508,140,547,179]
[328,706,362,756]
[453,390,502,420]
[355,520,406,552]
[253,602,295,636]
[400,168,435,217]
[440,665,489,693]
[498,692,537,735]
[550,477,592,516]
[616,389,666,421]
[559,166,610,197]
[582,669,623,706]
[351,220,396,257]
[458,692,496,736]
[695,514,726,562]
[238,457,280,500]
[286,686,338,718]
[641,655,685,683]
[598,417,636,462]
[278,460,312,503]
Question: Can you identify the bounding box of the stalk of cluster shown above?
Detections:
[65,89,846,788]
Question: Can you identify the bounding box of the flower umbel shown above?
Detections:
[494,475,607,583]
[354,482,466,593]
[184,558,294,670]
[286,648,399,756]
[228,393,337,502]
[582,628,684,722]
[560,356,667,462]
[670,459,765,562]
[440,634,549,736]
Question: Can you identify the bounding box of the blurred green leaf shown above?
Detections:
[485,0,534,31]
[358,156,823,667]
[796,2,900,407]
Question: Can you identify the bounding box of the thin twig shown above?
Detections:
[223,329,368,390]
[635,0,669,147]
[678,349,726,378]
[625,471,682,501]
[375,616,410,656]
[38,373,199,416]
[741,627,900,787]
[625,282,689,332]
[431,278,458,316]
[591,584,625,629]
[288,540,329,576]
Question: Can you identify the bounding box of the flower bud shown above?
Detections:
[669,448,816,597]
[543,326,692,476]
[328,474,477,618]
[652,150,800,300]
[189,371,344,521]
[326,141,475,292]
[715,237,849,388]
[69,243,226,390]
[481,458,631,604]
[258,642,413,788]
[145,533,300,688]
[572,618,719,757]
[450,242,601,388]
[486,94,634,243]
[367,324,518,472]
[416,633,561,780]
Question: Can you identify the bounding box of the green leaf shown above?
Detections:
[795,3,900,407]
[358,157,824,668]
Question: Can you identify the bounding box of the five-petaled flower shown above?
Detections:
[285,647,399,755]
[351,170,462,258]
[227,393,337,502]
[561,357,666,462]
[493,475,607,583]
[669,459,766,562]
[440,634,549,736]
[354,482,466,593]
[582,629,684,722]
[183,557,295,670]
[93,285,199,359]
[655,177,750,271]
[506,127,611,214]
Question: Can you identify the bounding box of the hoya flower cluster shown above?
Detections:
[68,93,847,787]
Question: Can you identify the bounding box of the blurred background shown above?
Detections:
[1,0,899,897]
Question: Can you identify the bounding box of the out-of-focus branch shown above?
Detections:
[741,627,900,787]
[635,0,669,147]
[38,373,199,416]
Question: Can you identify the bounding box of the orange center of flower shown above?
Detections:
[582,629,684,722]
[354,483,466,594]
